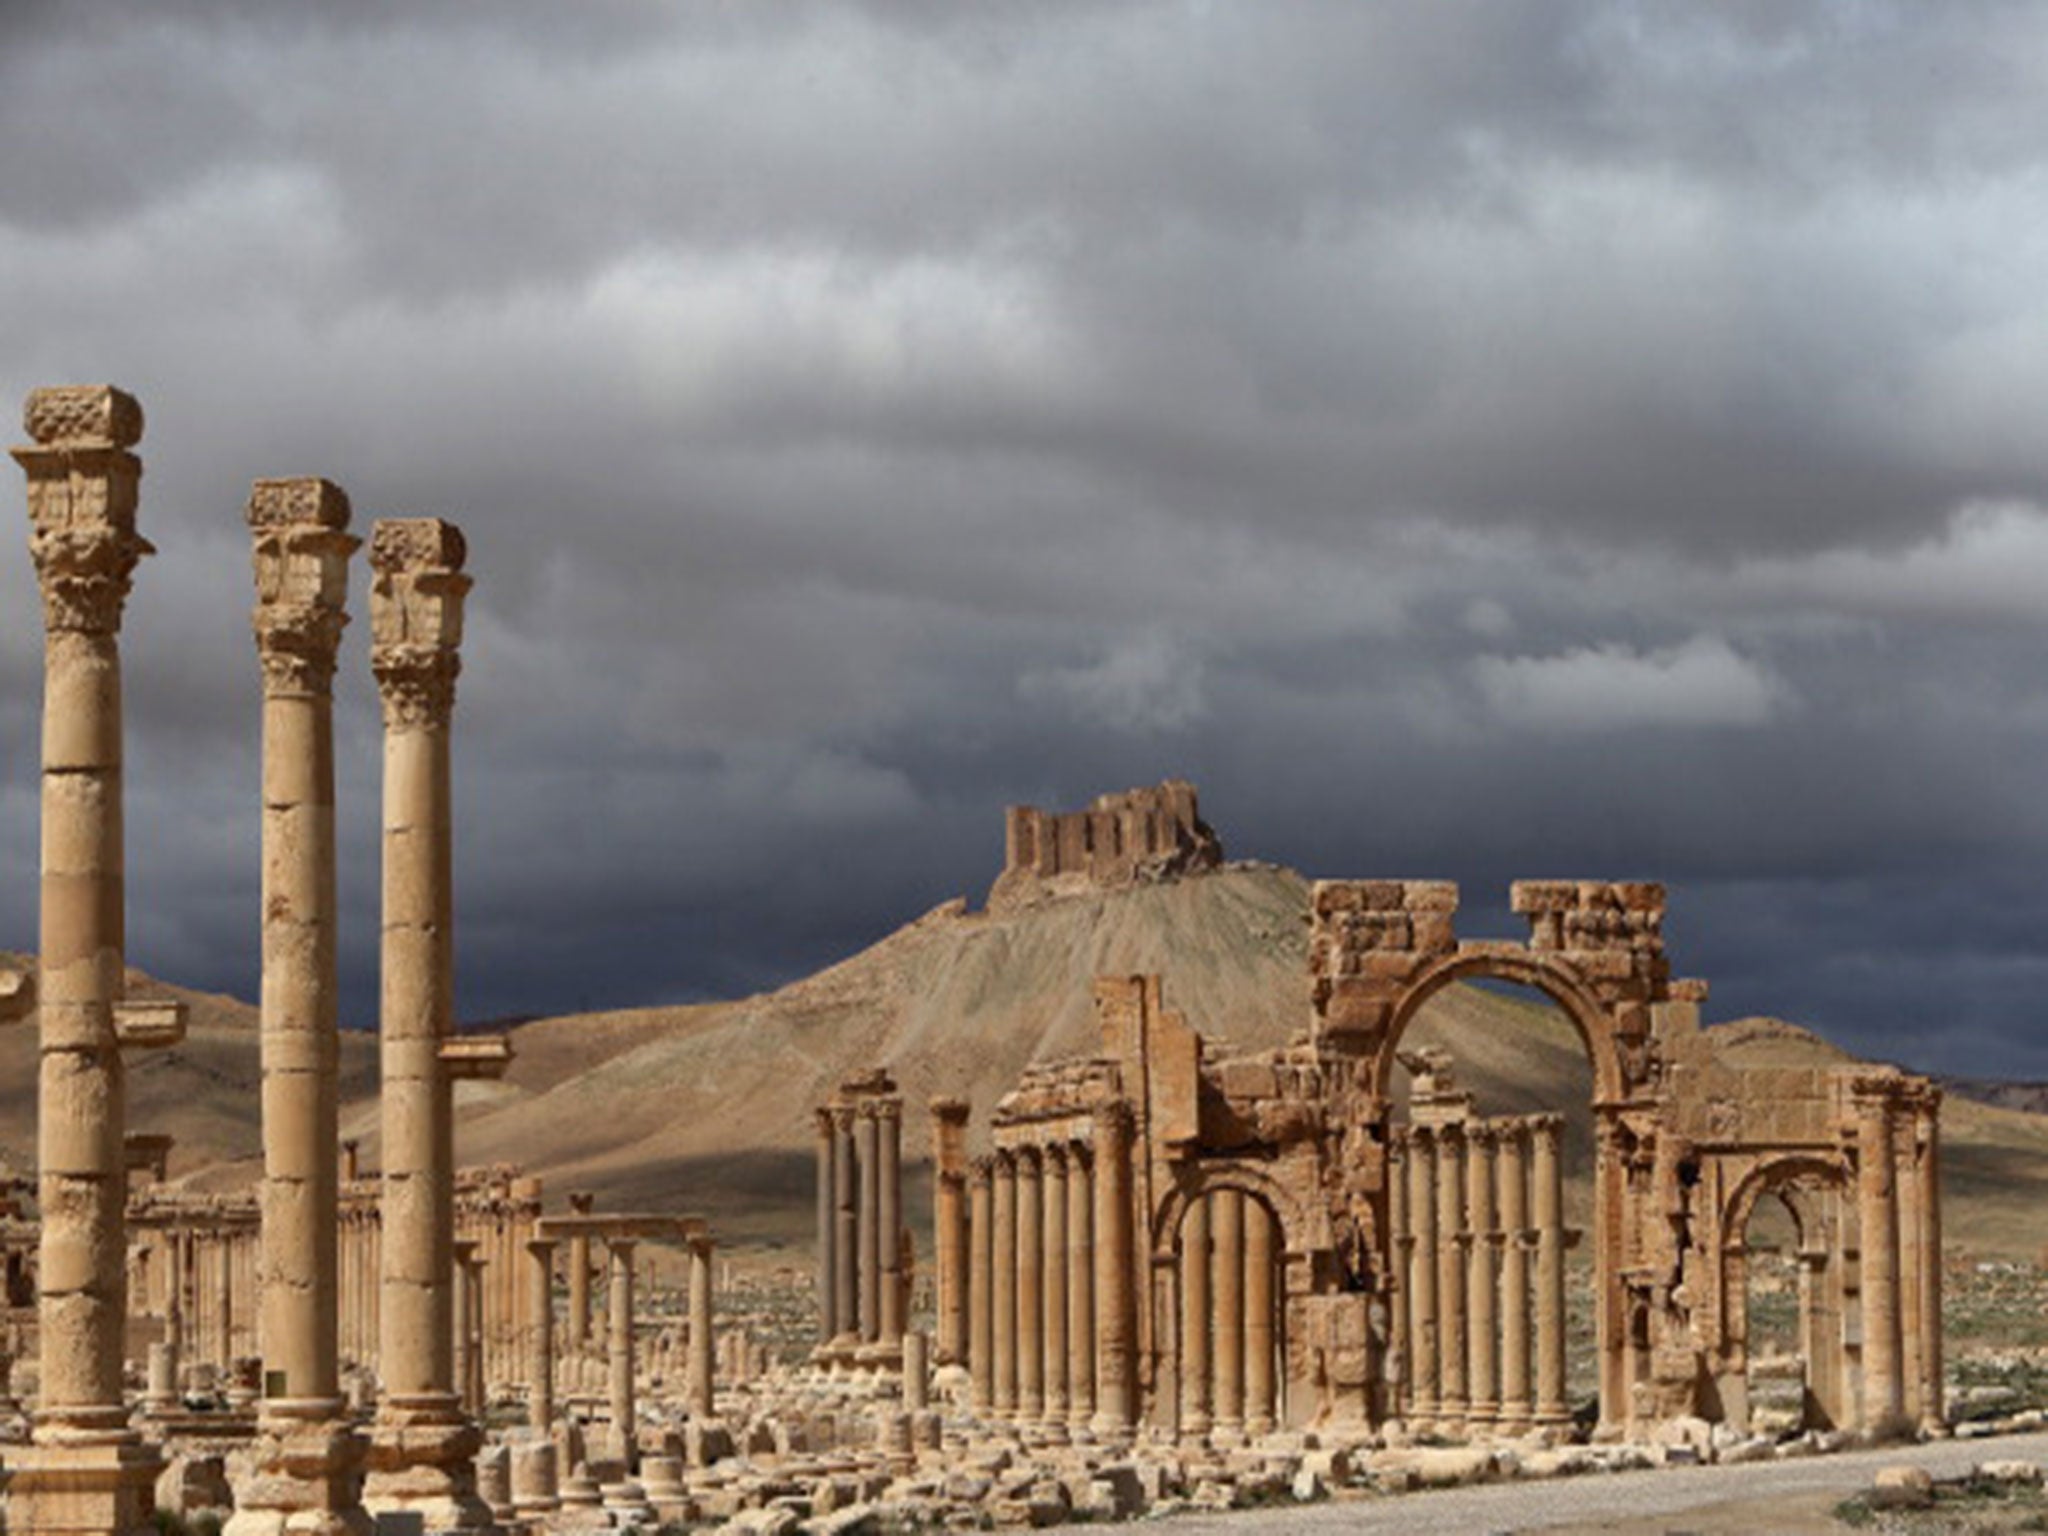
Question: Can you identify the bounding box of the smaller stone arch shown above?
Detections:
[1722,1153,1849,1250]
[1716,1152,1853,1434]
[1154,1167,1294,1440]
[1149,1159,1313,1264]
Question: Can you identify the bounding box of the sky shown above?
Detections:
[2,3,2046,1076]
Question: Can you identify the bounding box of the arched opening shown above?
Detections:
[1171,1185,1284,1440]
[1738,1190,1805,1435]
[1387,974,1602,1436]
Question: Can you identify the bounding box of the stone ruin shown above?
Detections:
[987,779,1223,911]
[922,877,1943,1450]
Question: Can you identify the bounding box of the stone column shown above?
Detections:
[1497,1120,1533,1432]
[1066,1145,1095,1428]
[857,1105,881,1343]
[231,476,368,1536]
[1914,1094,1943,1434]
[10,385,164,1534]
[1212,1188,1245,1436]
[455,1240,484,1416]
[1407,1127,1439,1426]
[1179,1193,1212,1439]
[363,517,489,1526]
[879,1099,905,1345]
[1533,1114,1569,1426]
[815,1108,838,1346]
[1043,1146,1070,1424]
[527,1238,556,1431]
[832,1106,858,1345]
[1017,1146,1044,1420]
[930,1098,970,1366]
[1435,1122,1468,1428]
[1091,1104,1136,1435]
[1389,1138,1412,1417]
[1244,1196,1276,1436]
[969,1157,994,1413]
[607,1238,638,1470]
[688,1235,715,1418]
[1856,1090,1905,1438]
[1466,1123,1499,1427]
[568,1191,595,1356]
[992,1150,1018,1416]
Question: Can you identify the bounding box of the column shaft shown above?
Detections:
[528,1240,555,1430]
[1436,1126,1468,1425]
[1066,1147,1095,1426]
[1408,1129,1439,1424]
[609,1241,637,1470]
[1466,1127,1499,1425]
[1179,1193,1211,1437]
[833,1110,858,1341]
[689,1239,715,1418]
[1390,1142,1412,1419]
[1245,1197,1276,1434]
[879,1105,904,1343]
[1043,1148,1069,1421]
[993,1153,1018,1415]
[1212,1188,1245,1433]
[815,1111,838,1343]
[1091,1107,1136,1433]
[1497,1122,1533,1430]
[1533,1116,1569,1425]
[1915,1103,1943,1432]
[969,1160,994,1413]
[1858,1099,1904,1436]
[857,1108,881,1342]
[1017,1149,1044,1419]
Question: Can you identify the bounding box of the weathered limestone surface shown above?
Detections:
[988,779,1223,911]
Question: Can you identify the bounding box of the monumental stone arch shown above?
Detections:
[923,823,1943,1450]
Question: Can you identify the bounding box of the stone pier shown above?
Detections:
[229,475,368,1536]
[8,385,183,1536]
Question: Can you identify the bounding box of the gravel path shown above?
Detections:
[1055,1430,2048,1535]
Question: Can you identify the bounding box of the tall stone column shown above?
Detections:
[1856,1089,1905,1438]
[814,1109,838,1346]
[1043,1146,1070,1424]
[231,476,368,1536]
[969,1157,994,1414]
[527,1238,556,1431]
[606,1239,638,1470]
[455,1241,485,1416]
[1091,1104,1136,1435]
[1212,1188,1245,1435]
[930,1098,970,1366]
[688,1235,715,1418]
[1913,1094,1943,1434]
[857,1105,881,1344]
[1407,1127,1439,1426]
[1244,1197,1276,1435]
[1066,1145,1095,1428]
[1496,1121,1533,1432]
[1017,1147,1045,1420]
[993,1150,1018,1416]
[1466,1124,1499,1427]
[10,384,165,1535]
[362,518,490,1528]
[832,1106,858,1346]
[1179,1193,1212,1439]
[1533,1115,1569,1426]
[1435,1123,1468,1428]
[568,1191,595,1356]
[879,1099,905,1345]
[1389,1138,1412,1418]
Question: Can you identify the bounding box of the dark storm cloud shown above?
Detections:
[2,4,2046,1074]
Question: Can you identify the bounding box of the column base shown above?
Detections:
[5,1435,165,1536]
[361,1392,492,1532]
[223,1402,372,1536]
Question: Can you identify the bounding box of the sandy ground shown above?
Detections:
[1047,1429,2048,1535]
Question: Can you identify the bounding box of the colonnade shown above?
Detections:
[961,1104,1136,1434]
[813,1074,905,1358]
[131,1214,260,1375]
[1389,1113,1571,1433]
[1172,1188,1281,1438]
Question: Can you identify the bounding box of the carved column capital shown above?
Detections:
[369,517,470,728]
[14,386,151,635]
[248,477,357,696]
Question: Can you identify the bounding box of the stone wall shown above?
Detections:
[989,780,1222,911]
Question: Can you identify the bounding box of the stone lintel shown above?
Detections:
[114,998,187,1049]
[534,1212,707,1244]
[439,1035,512,1079]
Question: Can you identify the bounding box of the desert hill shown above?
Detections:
[5,869,2048,1260]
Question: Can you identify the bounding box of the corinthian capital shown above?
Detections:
[12,385,151,634]
[248,477,358,696]
[368,517,471,728]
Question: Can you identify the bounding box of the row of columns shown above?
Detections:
[1173,1188,1281,1437]
[133,1220,258,1373]
[814,1078,905,1353]
[962,1105,1136,1433]
[1390,1114,1572,1434]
